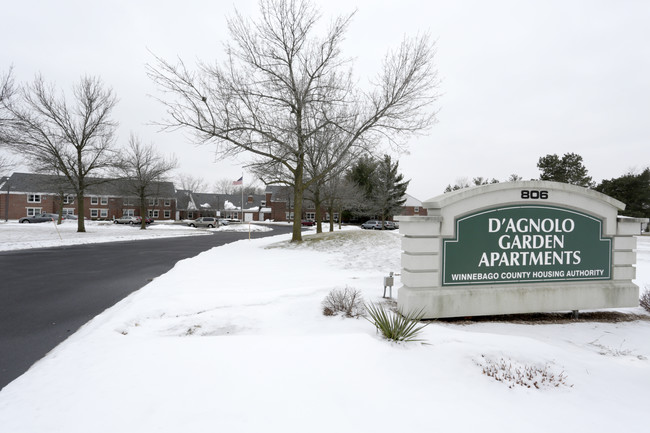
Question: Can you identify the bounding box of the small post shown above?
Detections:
[571,310,579,320]
[4,182,10,222]
[383,272,395,298]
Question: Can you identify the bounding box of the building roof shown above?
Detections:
[403,193,423,207]
[265,185,292,202]
[0,172,176,197]
[175,190,267,211]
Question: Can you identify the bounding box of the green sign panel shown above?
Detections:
[442,205,612,286]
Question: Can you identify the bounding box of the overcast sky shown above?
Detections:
[2,0,649,200]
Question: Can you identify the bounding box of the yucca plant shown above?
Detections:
[365,302,428,342]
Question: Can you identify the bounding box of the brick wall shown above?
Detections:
[1,192,176,220]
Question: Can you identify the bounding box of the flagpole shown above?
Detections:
[240,173,244,222]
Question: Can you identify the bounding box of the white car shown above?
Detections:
[188,217,219,228]
[114,216,141,225]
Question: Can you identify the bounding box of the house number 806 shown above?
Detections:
[521,190,548,199]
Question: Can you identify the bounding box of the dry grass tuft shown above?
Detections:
[477,355,572,389]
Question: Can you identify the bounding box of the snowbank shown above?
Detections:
[0,231,648,433]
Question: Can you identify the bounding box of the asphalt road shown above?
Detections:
[0,225,293,390]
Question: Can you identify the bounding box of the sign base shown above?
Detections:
[398,281,640,319]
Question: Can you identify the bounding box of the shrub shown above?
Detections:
[640,287,650,313]
[322,287,365,318]
[476,355,572,389]
[365,302,428,342]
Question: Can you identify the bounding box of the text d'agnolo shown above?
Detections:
[478,217,581,267]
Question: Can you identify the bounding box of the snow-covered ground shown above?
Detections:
[0,219,275,251]
[0,228,649,433]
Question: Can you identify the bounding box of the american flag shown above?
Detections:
[233,176,243,185]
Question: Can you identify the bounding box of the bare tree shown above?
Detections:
[148,0,439,242]
[1,67,20,174]
[213,178,236,195]
[321,175,360,231]
[214,177,264,196]
[0,153,16,175]
[0,66,16,125]
[116,134,178,229]
[1,75,118,232]
[178,173,208,194]
[303,121,363,233]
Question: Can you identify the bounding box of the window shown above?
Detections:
[91,196,99,205]
[90,209,99,218]
[261,200,266,206]
[188,212,194,219]
[100,209,108,218]
[306,212,315,220]
[101,197,108,205]
[414,206,420,213]
[164,199,171,207]
[27,194,41,203]
[123,209,135,217]
[164,210,171,219]
[148,209,159,218]
[63,195,74,204]
[62,208,75,216]
[27,207,42,216]
[149,198,159,206]
[123,198,135,206]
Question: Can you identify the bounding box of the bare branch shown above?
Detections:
[147,0,438,241]
[114,134,178,229]
[1,74,119,232]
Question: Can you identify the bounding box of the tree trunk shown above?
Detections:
[338,206,343,230]
[140,202,147,230]
[76,192,86,232]
[57,193,64,225]
[291,147,305,242]
[292,185,303,242]
[328,204,334,232]
[314,190,322,234]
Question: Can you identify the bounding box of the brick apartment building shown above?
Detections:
[1,172,424,223]
[0,172,176,221]
[401,193,429,216]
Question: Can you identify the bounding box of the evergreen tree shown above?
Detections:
[348,156,378,198]
[444,176,499,193]
[373,155,410,224]
[596,168,650,220]
[349,155,409,226]
[537,152,594,187]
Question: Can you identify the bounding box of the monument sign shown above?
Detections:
[396,181,647,318]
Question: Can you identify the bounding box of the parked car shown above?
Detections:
[361,220,382,230]
[19,213,59,223]
[61,214,78,220]
[114,216,141,225]
[301,219,315,226]
[383,221,397,230]
[188,217,219,228]
[218,219,230,226]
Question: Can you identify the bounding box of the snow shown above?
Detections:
[0,219,208,251]
[0,220,276,251]
[0,226,649,432]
